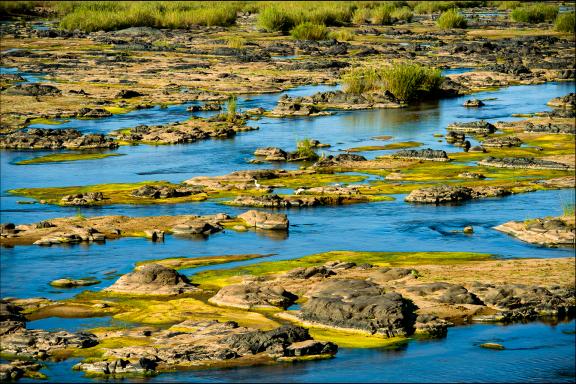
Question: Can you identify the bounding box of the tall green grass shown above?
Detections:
[257,2,356,32]
[391,6,414,21]
[510,3,559,23]
[555,12,575,33]
[58,1,243,31]
[412,1,456,15]
[290,22,328,40]
[342,63,443,102]
[295,138,319,161]
[437,8,467,28]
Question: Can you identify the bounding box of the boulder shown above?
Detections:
[392,148,450,162]
[481,136,522,148]
[4,83,61,96]
[300,279,417,337]
[104,264,198,295]
[463,99,485,107]
[209,283,297,309]
[405,186,474,204]
[447,120,496,134]
[49,278,100,288]
[238,210,289,230]
[547,93,575,109]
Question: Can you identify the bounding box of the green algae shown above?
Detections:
[258,173,368,189]
[16,152,123,165]
[347,142,422,152]
[191,251,493,288]
[8,181,208,206]
[308,327,408,348]
[135,254,274,271]
[28,117,64,125]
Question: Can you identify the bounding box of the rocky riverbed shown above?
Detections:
[1,2,575,382]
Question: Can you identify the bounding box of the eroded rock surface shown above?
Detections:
[494,217,575,247]
[104,264,199,295]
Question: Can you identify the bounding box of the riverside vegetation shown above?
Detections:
[0,1,575,382]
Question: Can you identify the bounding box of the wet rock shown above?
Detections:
[445,131,466,144]
[486,63,530,76]
[494,217,575,247]
[209,283,297,310]
[231,195,291,209]
[4,83,61,96]
[414,314,451,338]
[392,148,450,162]
[0,301,26,335]
[238,210,288,230]
[480,342,505,350]
[77,107,112,118]
[130,185,197,199]
[285,266,336,279]
[300,279,417,337]
[171,221,222,235]
[254,147,288,161]
[547,93,575,109]
[481,136,523,148]
[405,186,474,204]
[313,154,367,167]
[478,157,571,170]
[463,99,484,107]
[61,192,105,206]
[0,128,117,150]
[143,229,164,241]
[1,329,98,358]
[104,264,198,295]
[469,282,575,320]
[524,122,575,134]
[49,278,100,288]
[463,226,474,234]
[187,102,222,112]
[269,95,328,117]
[447,120,496,134]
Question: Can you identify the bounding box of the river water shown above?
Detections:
[0,71,574,382]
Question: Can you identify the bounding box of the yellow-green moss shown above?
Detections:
[9,181,208,206]
[28,117,64,125]
[259,174,367,189]
[112,298,280,330]
[135,254,273,270]
[192,251,493,288]
[16,152,123,165]
[347,142,422,152]
[309,327,408,348]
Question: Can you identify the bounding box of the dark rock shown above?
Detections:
[478,157,571,170]
[4,83,61,96]
[393,148,450,162]
[447,120,496,134]
[300,279,417,337]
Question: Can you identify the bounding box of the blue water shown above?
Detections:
[15,320,575,383]
[0,69,574,382]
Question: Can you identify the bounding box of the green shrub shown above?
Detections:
[437,8,467,28]
[555,12,575,33]
[330,29,355,41]
[510,3,559,23]
[341,67,380,95]
[295,139,319,161]
[227,96,237,123]
[391,6,414,21]
[290,22,328,40]
[257,6,295,32]
[379,63,442,101]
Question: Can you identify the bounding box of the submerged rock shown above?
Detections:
[104,264,199,295]
[463,99,485,107]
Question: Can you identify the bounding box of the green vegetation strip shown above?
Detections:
[16,152,123,165]
[191,251,493,288]
[135,254,274,271]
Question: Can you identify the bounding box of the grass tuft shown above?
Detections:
[290,22,328,40]
[437,8,467,29]
[554,12,575,33]
[510,3,559,24]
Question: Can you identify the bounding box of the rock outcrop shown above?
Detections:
[447,120,496,134]
[494,217,575,247]
[104,264,199,295]
[392,148,450,162]
[299,279,417,337]
[0,129,118,150]
[209,283,298,310]
[478,157,572,170]
[238,210,289,230]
